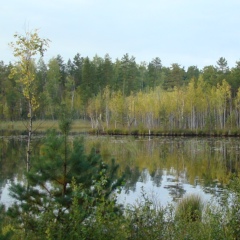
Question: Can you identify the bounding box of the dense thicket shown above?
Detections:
[1,55,240,131]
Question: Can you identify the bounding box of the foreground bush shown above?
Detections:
[175,194,204,222]
[3,188,240,240]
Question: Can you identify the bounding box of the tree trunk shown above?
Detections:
[26,101,32,172]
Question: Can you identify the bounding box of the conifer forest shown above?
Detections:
[1,34,240,134]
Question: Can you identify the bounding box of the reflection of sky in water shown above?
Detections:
[0,181,15,208]
[0,171,224,208]
[117,170,214,207]
[1,136,233,208]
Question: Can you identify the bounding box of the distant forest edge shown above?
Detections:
[1,54,240,134]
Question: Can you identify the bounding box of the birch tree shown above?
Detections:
[9,29,50,171]
[109,91,125,128]
[215,80,231,129]
[234,88,240,127]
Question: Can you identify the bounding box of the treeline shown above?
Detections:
[1,54,240,131]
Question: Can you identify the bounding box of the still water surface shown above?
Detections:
[1,135,240,207]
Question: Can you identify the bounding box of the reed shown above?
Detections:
[175,194,204,222]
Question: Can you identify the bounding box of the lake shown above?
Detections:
[1,135,240,207]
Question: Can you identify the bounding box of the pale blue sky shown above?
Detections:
[1,0,240,69]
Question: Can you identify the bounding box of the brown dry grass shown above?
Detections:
[1,119,92,133]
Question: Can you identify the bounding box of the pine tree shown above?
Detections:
[7,110,124,236]
[147,57,162,90]
[81,56,94,106]
[72,53,83,87]
[216,57,228,73]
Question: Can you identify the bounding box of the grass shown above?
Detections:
[1,119,92,134]
[2,120,240,137]
[175,194,204,222]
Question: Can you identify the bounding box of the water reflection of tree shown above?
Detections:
[3,136,240,204]
[164,167,187,201]
[150,169,163,187]
[123,166,164,194]
[165,182,186,201]
[1,139,18,179]
[0,138,25,200]
[139,168,150,183]
[105,137,240,193]
[124,165,141,193]
[0,137,42,194]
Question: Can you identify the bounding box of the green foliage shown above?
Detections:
[7,169,125,240]
[9,29,50,113]
[0,205,13,240]
[6,176,240,239]
[125,189,166,240]
[7,123,124,239]
[3,46,240,134]
[9,29,51,172]
[58,103,73,135]
[216,57,229,73]
[175,194,204,222]
[225,177,240,239]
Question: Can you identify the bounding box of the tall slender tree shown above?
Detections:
[186,66,200,82]
[36,58,48,119]
[81,56,98,109]
[202,65,218,86]
[72,53,83,87]
[9,29,50,171]
[216,57,228,73]
[46,57,62,119]
[119,54,138,96]
[147,57,162,90]
[102,54,114,88]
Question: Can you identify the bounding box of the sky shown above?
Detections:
[1,0,240,69]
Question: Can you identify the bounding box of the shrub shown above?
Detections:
[175,194,204,222]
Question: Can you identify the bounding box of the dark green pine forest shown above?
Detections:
[1,47,240,133]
